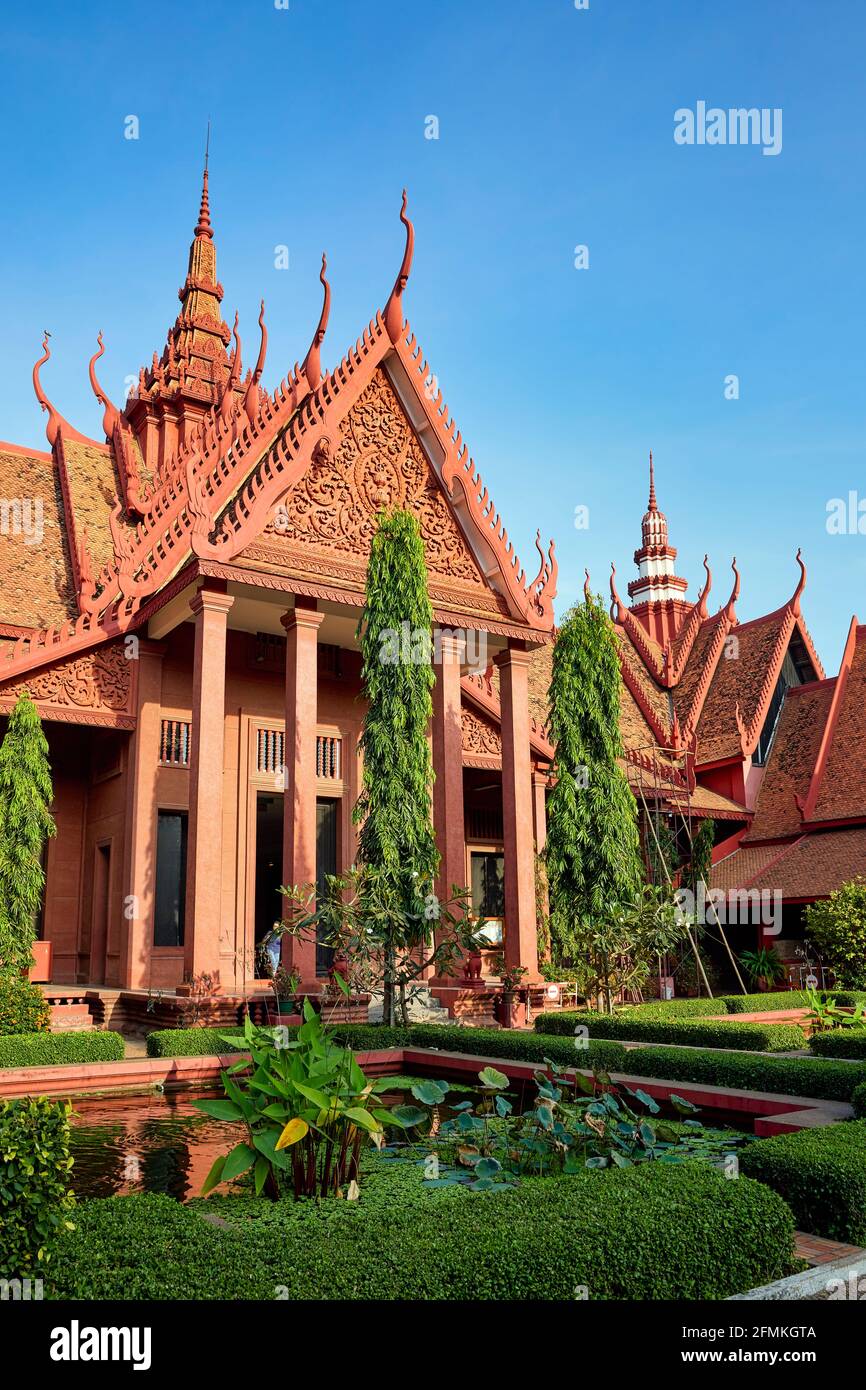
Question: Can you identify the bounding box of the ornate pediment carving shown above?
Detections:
[462,703,501,765]
[0,641,135,728]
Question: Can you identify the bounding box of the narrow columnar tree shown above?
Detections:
[0,693,56,972]
[353,508,439,1023]
[544,593,643,1003]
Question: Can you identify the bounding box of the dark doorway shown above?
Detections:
[89,843,111,984]
[315,798,339,976]
[255,793,284,974]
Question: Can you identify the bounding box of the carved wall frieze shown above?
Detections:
[462,704,502,758]
[0,641,133,718]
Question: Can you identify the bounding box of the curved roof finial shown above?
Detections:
[88,332,120,439]
[303,254,331,392]
[723,556,740,622]
[698,553,712,617]
[32,332,63,446]
[648,450,657,511]
[790,547,806,616]
[244,300,268,422]
[383,189,415,344]
[584,568,592,604]
[609,562,624,621]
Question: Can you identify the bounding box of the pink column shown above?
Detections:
[123,641,165,990]
[532,768,548,853]
[431,630,466,976]
[184,586,234,983]
[495,643,539,980]
[281,600,325,987]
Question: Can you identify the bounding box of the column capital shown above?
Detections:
[493,644,532,671]
[190,588,235,618]
[281,605,326,634]
[436,628,466,664]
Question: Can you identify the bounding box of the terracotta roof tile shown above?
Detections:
[695,611,788,764]
[710,842,794,891]
[812,629,866,822]
[743,680,835,842]
[728,828,866,900]
[61,440,125,573]
[0,446,76,627]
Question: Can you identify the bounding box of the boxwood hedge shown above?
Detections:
[48,1160,795,1301]
[145,1023,411,1058]
[0,1096,75,1277]
[534,1011,805,1052]
[408,1024,627,1071]
[853,1083,866,1119]
[739,1120,866,1243]
[0,1031,124,1069]
[808,1029,866,1060]
[616,1044,866,1101]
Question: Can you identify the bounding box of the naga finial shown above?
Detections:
[790,547,806,616]
[303,254,331,392]
[244,300,268,423]
[383,189,415,344]
[609,562,624,621]
[723,556,740,622]
[32,332,63,446]
[698,554,712,617]
[88,332,120,439]
[584,568,592,603]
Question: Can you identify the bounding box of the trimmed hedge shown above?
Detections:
[0,1097,75,1277]
[618,1044,866,1102]
[809,1028,866,1060]
[720,990,811,1013]
[145,1023,411,1058]
[534,1011,804,1052]
[853,1083,866,1119]
[409,1024,627,1072]
[617,998,723,1019]
[740,1120,866,1244]
[48,1161,795,1301]
[0,974,51,1035]
[0,1031,124,1069]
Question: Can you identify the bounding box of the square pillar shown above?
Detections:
[122,641,165,990]
[281,600,325,986]
[495,643,539,980]
[532,768,548,852]
[184,586,234,983]
[431,630,466,977]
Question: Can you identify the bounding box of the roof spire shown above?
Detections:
[790,547,806,617]
[303,253,331,392]
[32,332,63,445]
[648,449,657,511]
[384,189,415,344]
[195,136,214,242]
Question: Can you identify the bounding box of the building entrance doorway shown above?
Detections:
[254,793,341,977]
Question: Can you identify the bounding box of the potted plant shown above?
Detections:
[492,956,529,1028]
[271,966,302,1019]
[739,945,786,993]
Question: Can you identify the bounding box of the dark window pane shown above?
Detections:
[154,812,187,947]
[316,798,338,976]
[470,852,505,919]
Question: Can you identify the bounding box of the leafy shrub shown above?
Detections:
[535,1011,804,1052]
[0,1031,124,1068]
[409,1024,627,1072]
[805,879,866,989]
[809,1028,866,1060]
[0,974,50,1036]
[49,1162,795,1301]
[145,1023,410,1058]
[620,1045,866,1101]
[853,1083,866,1119]
[720,990,811,1013]
[740,1120,866,1243]
[623,998,723,1019]
[0,1097,75,1276]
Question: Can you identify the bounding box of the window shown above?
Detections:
[154,811,188,947]
[470,850,505,944]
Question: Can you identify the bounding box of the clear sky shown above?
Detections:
[0,0,863,666]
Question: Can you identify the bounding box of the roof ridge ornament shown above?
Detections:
[88,332,120,439]
[32,332,63,446]
[383,189,414,344]
[722,556,740,622]
[303,254,331,392]
[243,300,268,424]
[609,562,624,621]
[790,547,806,617]
[584,568,592,604]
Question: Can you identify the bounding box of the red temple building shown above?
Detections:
[0,166,860,1018]
[0,167,558,1020]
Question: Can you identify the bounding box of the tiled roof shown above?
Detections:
[743,680,835,842]
[61,440,125,573]
[0,444,76,627]
[811,628,866,822]
[714,828,866,900]
[694,611,789,764]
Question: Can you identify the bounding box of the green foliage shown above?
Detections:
[619,1045,866,1102]
[621,998,724,1019]
[685,816,715,896]
[721,989,812,1013]
[805,878,866,988]
[48,1163,795,1301]
[853,1083,866,1118]
[544,596,643,976]
[0,1097,75,1276]
[535,1010,805,1052]
[0,1031,124,1069]
[739,946,787,987]
[740,1120,866,1244]
[194,1003,408,1200]
[145,1022,410,1058]
[390,1058,747,1183]
[809,1028,866,1059]
[0,973,50,1035]
[0,694,56,971]
[407,1023,627,1072]
[806,988,866,1034]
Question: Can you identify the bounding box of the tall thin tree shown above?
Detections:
[353,508,439,1024]
[544,591,643,1006]
[0,693,56,972]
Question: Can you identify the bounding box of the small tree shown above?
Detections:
[0,693,56,973]
[544,593,644,1009]
[805,878,866,989]
[353,508,441,1025]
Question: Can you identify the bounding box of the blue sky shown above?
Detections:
[0,0,863,667]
